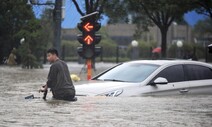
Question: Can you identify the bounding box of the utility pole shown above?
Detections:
[53,0,62,57]
[28,0,62,57]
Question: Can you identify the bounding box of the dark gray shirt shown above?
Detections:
[47,59,75,98]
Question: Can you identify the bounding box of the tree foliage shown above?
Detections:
[103,0,196,57]
[17,8,54,68]
[102,0,129,24]
[194,18,212,37]
[72,0,107,22]
[0,0,52,68]
[39,9,54,53]
[195,0,212,19]
[0,0,35,64]
[127,0,193,57]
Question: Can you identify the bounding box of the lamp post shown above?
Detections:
[176,40,183,58]
[131,40,139,60]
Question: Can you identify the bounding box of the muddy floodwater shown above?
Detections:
[0,65,212,127]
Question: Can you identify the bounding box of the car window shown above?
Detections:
[152,65,185,83]
[184,64,212,81]
[95,63,160,82]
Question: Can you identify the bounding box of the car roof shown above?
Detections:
[126,60,212,67]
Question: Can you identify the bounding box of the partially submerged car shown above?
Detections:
[75,60,212,97]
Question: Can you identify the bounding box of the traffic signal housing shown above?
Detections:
[77,19,101,59]
[77,21,101,45]
[77,46,102,59]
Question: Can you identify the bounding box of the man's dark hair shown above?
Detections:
[47,48,58,56]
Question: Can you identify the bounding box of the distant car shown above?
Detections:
[75,60,212,97]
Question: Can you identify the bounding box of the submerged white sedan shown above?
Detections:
[75,60,212,97]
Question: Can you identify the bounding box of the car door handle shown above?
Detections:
[179,89,189,93]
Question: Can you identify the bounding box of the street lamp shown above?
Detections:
[177,40,183,48]
[20,38,25,44]
[131,40,139,60]
[176,40,183,58]
[131,40,138,47]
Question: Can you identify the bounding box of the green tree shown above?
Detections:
[15,19,45,68]
[80,0,193,58]
[39,9,54,63]
[194,18,212,37]
[0,0,53,67]
[72,0,107,18]
[0,0,35,64]
[195,0,212,20]
[15,8,55,68]
[128,0,193,58]
[102,0,128,24]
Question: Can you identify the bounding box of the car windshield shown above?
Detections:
[95,63,160,83]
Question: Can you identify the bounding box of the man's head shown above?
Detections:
[47,48,59,63]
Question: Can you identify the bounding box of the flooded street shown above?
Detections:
[1,64,212,127]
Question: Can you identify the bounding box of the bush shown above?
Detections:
[99,38,117,58]
[127,40,157,59]
[167,42,205,59]
[61,40,80,60]
[18,42,43,69]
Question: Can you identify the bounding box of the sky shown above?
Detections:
[33,0,108,28]
[184,11,207,26]
[33,0,206,29]
[61,0,109,28]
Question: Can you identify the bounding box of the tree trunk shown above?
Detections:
[160,27,168,58]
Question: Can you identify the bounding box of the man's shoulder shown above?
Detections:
[51,60,60,67]
[52,59,67,67]
[58,59,67,65]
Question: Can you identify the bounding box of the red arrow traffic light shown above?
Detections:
[84,35,93,45]
[84,23,94,32]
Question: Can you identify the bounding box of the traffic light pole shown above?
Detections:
[77,12,101,80]
[87,59,92,80]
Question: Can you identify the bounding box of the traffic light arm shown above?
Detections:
[80,11,99,21]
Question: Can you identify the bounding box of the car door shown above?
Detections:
[184,64,212,94]
[147,64,189,95]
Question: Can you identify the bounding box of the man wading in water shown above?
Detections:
[39,48,76,101]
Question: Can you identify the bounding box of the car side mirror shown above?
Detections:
[150,77,168,86]
[208,44,212,54]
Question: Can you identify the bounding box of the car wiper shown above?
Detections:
[93,78,104,81]
[103,79,126,82]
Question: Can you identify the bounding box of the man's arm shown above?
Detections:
[46,65,57,88]
[39,85,48,100]
[39,85,48,92]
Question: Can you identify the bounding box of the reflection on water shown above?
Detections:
[1,66,212,127]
